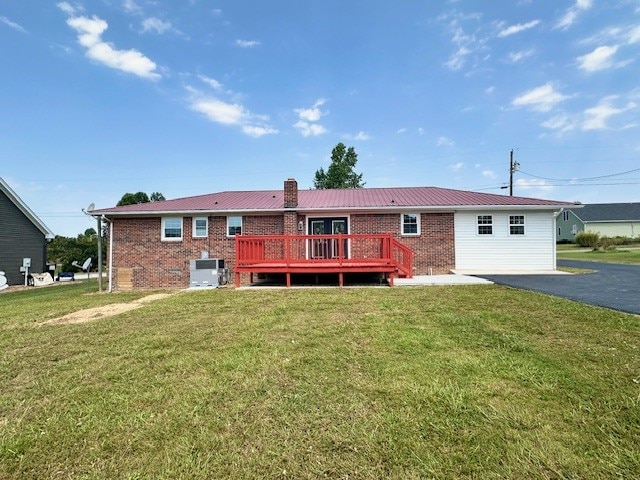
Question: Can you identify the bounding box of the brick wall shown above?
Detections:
[111,214,284,289]
[110,211,455,289]
[350,212,455,274]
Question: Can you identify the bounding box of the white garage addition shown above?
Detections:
[454,209,558,272]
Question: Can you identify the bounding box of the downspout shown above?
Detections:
[108,219,114,292]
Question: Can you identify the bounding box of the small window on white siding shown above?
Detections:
[477,215,493,235]
[227,216,242,237]
[401,213,420,235]
[509,215,525,235]
[162,217,183,241]
[193,217,208,238]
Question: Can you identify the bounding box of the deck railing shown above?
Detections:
[235,233,413,277]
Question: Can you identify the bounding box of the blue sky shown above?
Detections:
[1,0,639,236]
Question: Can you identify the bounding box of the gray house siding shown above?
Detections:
[0,189,48,285]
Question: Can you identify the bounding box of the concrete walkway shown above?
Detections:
[395,274,493,286]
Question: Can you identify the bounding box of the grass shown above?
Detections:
[1,283,639,479]
[557,247,640,265]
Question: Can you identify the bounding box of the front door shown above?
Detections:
[308,217,348,259]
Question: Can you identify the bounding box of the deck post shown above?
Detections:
[286,272,291,288]
[235,271,240,288]
[338,272,344,287]
[388,271,395,287]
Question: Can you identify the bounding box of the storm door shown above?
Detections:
[308,217,348,259]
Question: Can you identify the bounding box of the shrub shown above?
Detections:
[575,231,600,248]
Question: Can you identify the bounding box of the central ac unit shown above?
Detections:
[189,258,225,287]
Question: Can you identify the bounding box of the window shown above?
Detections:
[193,217,208,238]
[477,215,493,235]
[509,215,525,235]
[563,211,570,221]
[571,224,578,234]
[558,227,561,236]
[401,213,420,235]
[162,217,183,240]
[227,216,242,236]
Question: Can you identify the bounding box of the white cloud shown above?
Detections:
[141,17,173,35]
[498,19,540,37]
[541,113,577,133]
[482,170,497,179]
[64,14,160,80]
[418,127,425,136]
[123,0,142,15]
[354,131,371,141]
[556,0,592,30]
[445,46,471,71]
[188,89,278,137]
[191,98,247,125]
[295,99,326,122]
[293,121,327,137]
[577,45,620,72]
[436,136,455,147]
[582,96,634,130]
[293,99,327,136]
[485,86,495,94]
[515,178,554,193]
[628,25,640,44]
[242,125,279,138]
[56,2,77,16]
[0,16,27,33]
[235,39,260,48]
[198,75,224,91]
[511,83,568,112]
[508,48,535,63]
[449,162,464,172]
[396,128,407,134]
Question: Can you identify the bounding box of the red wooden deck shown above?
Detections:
[235,233,413,287]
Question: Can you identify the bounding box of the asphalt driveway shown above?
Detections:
[476,260,640,315]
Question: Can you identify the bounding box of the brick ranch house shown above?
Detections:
[92,179,575,290]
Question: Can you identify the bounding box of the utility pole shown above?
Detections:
[509,149,520,196]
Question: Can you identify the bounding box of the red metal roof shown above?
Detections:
[93,185,574,215]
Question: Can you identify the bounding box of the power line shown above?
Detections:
[519,167,640,183]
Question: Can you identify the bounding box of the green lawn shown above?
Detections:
[557,247,640,264]
[1,283,639,479]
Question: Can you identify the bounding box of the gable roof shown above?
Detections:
[0,177,54,239]
[568,203,640,223]
[94,184,576,216]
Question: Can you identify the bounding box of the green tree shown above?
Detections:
[116,191,165,206]
[47,230,99,272]
[150,192,166,202]
[117,192,150,206]
[314,143,365,189]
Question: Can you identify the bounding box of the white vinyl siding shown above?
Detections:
[455,211,556,271]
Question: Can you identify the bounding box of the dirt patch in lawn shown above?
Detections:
[40,293,174,326]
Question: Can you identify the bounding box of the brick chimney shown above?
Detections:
[284,178,298,208]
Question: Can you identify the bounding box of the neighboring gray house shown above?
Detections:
[556,203,640,242]
[0,177,54,285]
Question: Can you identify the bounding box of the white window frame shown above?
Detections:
[509,214,525,235]
[401,213,420,236]
[162,217,183,241]
[227,216,242,237]
[192,217,208,238]
[477,215,493,235]
[571,224,578,235]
